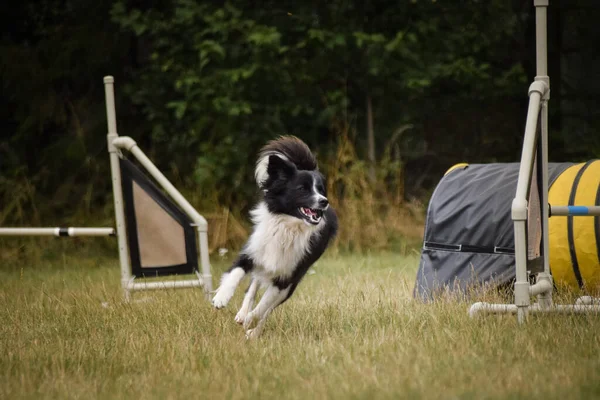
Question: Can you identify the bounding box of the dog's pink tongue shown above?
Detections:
[304,207,315,216]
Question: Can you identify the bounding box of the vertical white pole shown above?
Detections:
[104,76,132,301]
[535,0,553,308]
[535,0,548,77]
[511,88,545,320]
[537,100,553,308]
[198,229,213,296]
[537,0,550,274]
[513,217,530,323]
[512,0,550,322]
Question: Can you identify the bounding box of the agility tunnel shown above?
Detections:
[414,160,600,299]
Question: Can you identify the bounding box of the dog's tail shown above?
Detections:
[255,135,317,188]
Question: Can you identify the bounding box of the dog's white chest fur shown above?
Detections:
[245,202,324,279]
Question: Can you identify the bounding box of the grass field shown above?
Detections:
[1,244,600,399]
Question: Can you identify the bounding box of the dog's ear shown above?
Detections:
[267,155,296,180]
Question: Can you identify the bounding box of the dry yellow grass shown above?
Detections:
[183,127,426,253]
[1,245,600,399]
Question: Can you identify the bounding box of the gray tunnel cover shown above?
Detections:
[413,163,571,300]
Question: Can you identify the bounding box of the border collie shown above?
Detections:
[211,136,338,339]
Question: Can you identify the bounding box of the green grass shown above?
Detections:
[1,245,600,399]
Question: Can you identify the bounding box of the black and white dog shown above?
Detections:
[212,136,338,339]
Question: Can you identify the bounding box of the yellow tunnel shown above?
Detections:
[549,160,600,289]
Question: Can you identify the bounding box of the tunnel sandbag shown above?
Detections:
[548,160,600,289]
[414,162,572,300]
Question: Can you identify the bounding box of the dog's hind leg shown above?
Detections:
[243,283,291,339]
[235,278,259,324]
[212,254,254,309]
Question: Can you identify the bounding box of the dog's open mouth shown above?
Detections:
[299,207,323,225]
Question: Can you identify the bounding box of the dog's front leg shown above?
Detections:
[212,254,254,309]
[235,278,259,324]
[243,283,290,339]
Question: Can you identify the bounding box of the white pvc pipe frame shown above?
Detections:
[0,78,213,301]
[469,0,600,321]
[0,228,115,236]
[103,76,213,300]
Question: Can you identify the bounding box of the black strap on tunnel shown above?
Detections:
[567,161,594,289]
[423,241,514,255]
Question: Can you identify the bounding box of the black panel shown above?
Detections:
[120,158,198,277]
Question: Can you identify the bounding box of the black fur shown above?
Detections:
[255,136,338,297]
[258,136,317,181]
[273,207,338,303]
[213,136,338,335]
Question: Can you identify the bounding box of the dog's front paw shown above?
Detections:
[245,327,263,340]
[243,311,257,330]
[235,308,248,324]
[211,289,232,309]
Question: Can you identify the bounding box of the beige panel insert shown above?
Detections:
[133,182,188,268]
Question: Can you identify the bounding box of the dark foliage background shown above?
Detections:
[1,0,599,249]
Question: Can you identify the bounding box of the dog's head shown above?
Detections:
[263,155,329,225]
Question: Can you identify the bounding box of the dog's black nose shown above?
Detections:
[318,198,329,208]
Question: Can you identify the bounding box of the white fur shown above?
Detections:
[255,153,290,188]
[212,267,246,308]
[213,138,335,339]
[235,278,259,324]
[243,283,291,339]
[312,179,329,210]
[245,202,325,280]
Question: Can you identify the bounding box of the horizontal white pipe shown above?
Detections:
[529,279,552,296]
[537,304,600,314]
[575,296,600,306]
[469,302,600,318]
[0,227,115,236]
[112,137,208,230]
[550,206,600,216]
[128,279,204,292]
[469,302,517,318]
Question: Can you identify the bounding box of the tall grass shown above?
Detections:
[198,128,425,253]
[1,124,424,256]
[1,251,600,399]
[323,127,424,252]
